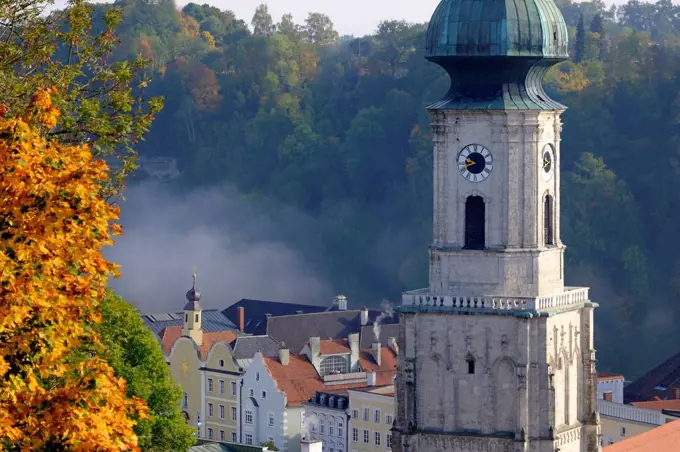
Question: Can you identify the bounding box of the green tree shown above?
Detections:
[575,13,586,62]
[278,13,304,41]
[88,291,197,451]
[252,4,275,37]
[0,0,164,197]
[304,12,338,46]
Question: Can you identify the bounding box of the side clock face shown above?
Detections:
[458,144,493,183]
[542,144,554,181]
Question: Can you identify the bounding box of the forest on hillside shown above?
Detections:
[89,0,680,378]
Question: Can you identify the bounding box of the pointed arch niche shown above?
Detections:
[494,358,517,433]
[464,195,485,250]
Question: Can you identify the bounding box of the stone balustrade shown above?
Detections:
[401,287,590,312]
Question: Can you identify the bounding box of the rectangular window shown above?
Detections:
[231,381,237,396]
[363,430,370,444]
[387,433,392,448]
[208,403,214,417]
[231,406,237,421]
[375,408,381,423]
[245,433,253,445]
[182,392,188,408]
[245,410,253,424]
[208,428,213,440]
[352,408,358,419]
[375,431,381,446]
[352,428,359,442]
[329,420,334,436]
[219,380,225,394]
[386,414,393,425]
[208,378,214,392]
[219,430,225,441]
[363,408,370,421]
[311,421,317,433]
[301,411,306,427]
[621,426,626,437]
[268,412,275,427]
[262,390,267,399]
[603,391,613,401]
[231,432,237,442]
[338,420,344,437]
[219,405,225,420]
[320,419,325,434]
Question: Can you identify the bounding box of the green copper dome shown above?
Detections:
[425,0,569,59]
[424,0,569,110]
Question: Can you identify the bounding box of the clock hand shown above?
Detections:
[462,158,476,169]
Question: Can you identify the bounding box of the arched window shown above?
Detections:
[544,194,554,246]
[464,196,485,250]
[466,355,475,374]
[320,355,348,376]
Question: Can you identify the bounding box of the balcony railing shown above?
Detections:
[401,287,589,312]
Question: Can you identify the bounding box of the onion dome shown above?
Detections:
[425,0,569,110]
[183,273,202,311]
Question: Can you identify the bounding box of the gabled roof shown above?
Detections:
[320,339,350,355]
[267,309,398,353]
[261,347,398,407]
[604,418,680,451]
[231,335,282,359]
[142,309,238,337]
[222,299,328,335]
[360,324,400,349]
[625,350,680,403]
[163,327,240,360]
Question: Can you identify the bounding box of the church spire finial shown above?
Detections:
[184,266,202,308]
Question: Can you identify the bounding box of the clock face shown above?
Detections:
[542,144,554,181]
[458,144,493,183]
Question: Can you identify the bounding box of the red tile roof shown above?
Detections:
[599,372,625,381]
[604,418,680,452]
[320,339,350,355]
[262,347,398,407]
[161,325,183,354]
[161,326,238,359]
[631,399,680,412]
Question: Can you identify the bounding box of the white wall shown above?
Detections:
[597,378,624,404]
[304,404,349,452]
[242,355,286,450]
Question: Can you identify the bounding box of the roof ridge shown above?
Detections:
[269,310,361,320]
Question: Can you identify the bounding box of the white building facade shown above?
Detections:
[304,391,350,452]
[391,0,601,451]
[241,353,289,450]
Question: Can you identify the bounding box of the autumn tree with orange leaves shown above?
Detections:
[0,88,147,450]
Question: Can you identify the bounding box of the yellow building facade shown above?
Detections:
[163,276,243,442]
[348,386,395,452]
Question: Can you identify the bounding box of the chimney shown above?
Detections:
[310,337,321,358]
[237,306,245,332]
[388,337,399,355]
[360,308,369,326]
[300,439,323,452]
[265,313,272,320]
[367,371,377,386]
[372,342,381,366]
[334,295,348,311]
[348,333,360,369]
[279,348,290,366]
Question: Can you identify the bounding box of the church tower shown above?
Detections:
[392,0,601,450]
